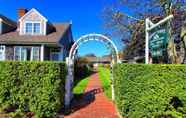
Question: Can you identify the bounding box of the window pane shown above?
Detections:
[51,53,59,61]
[0,52,3,60]
[21,48,27,61]
[32,47,40,61]
[51,48,61,61]
[25,23,32,34]
[0,45,5,61]
[14,47,21,61]
[33,23,41,34]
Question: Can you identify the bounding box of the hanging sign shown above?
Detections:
[149,29,168,57]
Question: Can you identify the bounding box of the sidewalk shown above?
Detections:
[65,73,118,118]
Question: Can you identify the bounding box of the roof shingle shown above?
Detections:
[0,23,70,45]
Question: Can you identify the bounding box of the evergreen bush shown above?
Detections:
[0,61,66,118]
[113,64,186,118]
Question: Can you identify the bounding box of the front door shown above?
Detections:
[0,45,5,61]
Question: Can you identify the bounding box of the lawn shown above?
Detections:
[73,77,90,95]
[98,66,112,99]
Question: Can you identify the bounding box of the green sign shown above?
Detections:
[149,29,168,57]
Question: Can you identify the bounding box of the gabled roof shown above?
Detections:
[19,8,48,22]
[0,23,71,45]
[0,14,17,27]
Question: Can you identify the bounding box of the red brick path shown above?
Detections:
[65,73,119,118]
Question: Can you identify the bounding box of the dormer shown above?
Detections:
[18,8,48,35]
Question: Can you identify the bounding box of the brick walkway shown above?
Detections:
[64,73,119,118]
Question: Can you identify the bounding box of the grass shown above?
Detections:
[98,66,112,99]
[73,77,90,95]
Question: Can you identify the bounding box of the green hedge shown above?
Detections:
[0,61,66,118]
[113,64,186,118]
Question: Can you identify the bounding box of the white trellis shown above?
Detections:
[65,33,119,108]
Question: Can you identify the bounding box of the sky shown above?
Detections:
[0,0,126,57]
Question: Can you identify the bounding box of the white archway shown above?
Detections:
[65,33,119,108]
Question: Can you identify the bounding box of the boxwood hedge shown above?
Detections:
[113,64,186,118]
[0,61,66,118]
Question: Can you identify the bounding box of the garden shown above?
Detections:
[1,61,186,118]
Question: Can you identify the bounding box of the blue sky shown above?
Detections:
[0,0,125,57]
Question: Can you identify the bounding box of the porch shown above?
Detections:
[0,44,66,61]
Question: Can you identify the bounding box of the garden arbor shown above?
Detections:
[65,33,119,107]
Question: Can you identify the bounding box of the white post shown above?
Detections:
[145,15,174,64]
[145,19,149,64]
[40,44,44,61]
[111,68,115,100]
[65,57,74,108]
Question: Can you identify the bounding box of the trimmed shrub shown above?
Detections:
[0,61,66,118]
[74,57,93,78]
[113,64,186,118]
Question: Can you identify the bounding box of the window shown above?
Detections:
[0,45,5,61]
[21,48,28,61]
[14,46,40,61]
[50,48,61,61]
[25,22,41,35]
[14,47,28,61]
[33,23,40,34]
[25,23,32,34]
[14,46,21,61]
[51,53,59,61]
[31,47,40,61]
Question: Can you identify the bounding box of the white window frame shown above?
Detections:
[31,47,40,61]
[24,21,42,35]
[14,46,28,61]
[14,46,21,61]
[0,45,5,61]
[21,48,27,61]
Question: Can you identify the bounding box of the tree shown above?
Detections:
[102,0,186,63]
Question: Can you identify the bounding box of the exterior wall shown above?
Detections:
[19,10,46,35]
[1,22,16,34]
[59,25,74,59]
[0,21,2,34]
[44,46,50,60]
[5,45,14,60]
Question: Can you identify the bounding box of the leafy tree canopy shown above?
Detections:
[102,0,186,60]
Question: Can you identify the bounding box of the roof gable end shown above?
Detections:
[19,8,48,22]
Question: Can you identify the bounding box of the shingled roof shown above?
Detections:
[0,23,70,45]
[85,55,112,63]
[0,14,17,27]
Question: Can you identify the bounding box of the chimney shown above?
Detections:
[17,8,28,19]
[17,8,27,32]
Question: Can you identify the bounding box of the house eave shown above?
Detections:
[18,8,48,22]
[0,41,61,46]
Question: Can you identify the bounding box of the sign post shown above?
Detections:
[145,15,173,64]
